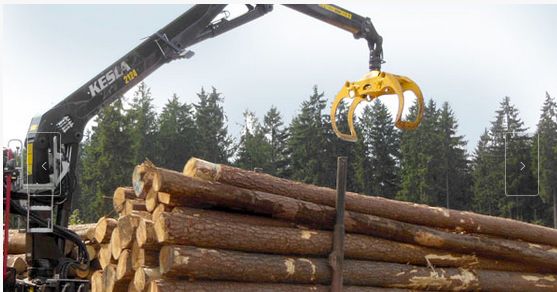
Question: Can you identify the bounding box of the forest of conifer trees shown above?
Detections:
[73,82,557,228]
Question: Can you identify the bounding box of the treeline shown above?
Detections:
[74,83,557,228]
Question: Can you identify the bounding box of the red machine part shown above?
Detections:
[3,148,13,279]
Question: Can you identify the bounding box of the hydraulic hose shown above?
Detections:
[9,200,90,265]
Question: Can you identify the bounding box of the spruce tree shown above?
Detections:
[127,82,158,164]
[472,129,498,215]
[497,97,537,220]
[287,86,329,185]
[358,101,401,198]
[157,94,197,171]
[322,100,365,191]
[79,99,134,221]
[194,87,233,163]
[262,106,290,177]
[235,110,272,171]
[438,102,471,210]
[397,100,444,206]
[532,92,557,226]
[398,100,470,208]
[472,96,539,221]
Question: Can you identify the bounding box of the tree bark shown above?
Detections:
[128,210,152,220]
[148,280,411,292]
[113,187,135,213]
[122,200,148,216]
[160,246,557,291]
[184,158,557,247]
[117,249,134,281]
[152,168,557,269]
[103,263,131,292]
[94,217,118,243]
[154,210,550,273]
[69,223,97,241]
[118,214,143,250]
[134,267,161,291]
[136,219,159,249]
[9,224,95,254]
[131,240,159,270]
[152,204,173,223]
[7,254,27,274]
[99,243,115,270]
[91,270,103,292]
[169,207,297,228]
[7,230,26,254]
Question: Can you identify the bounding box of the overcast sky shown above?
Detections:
[2,4,556,152]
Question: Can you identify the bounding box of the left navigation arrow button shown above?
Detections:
[41,162,48,171]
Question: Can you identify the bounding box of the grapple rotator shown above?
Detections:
[330,70,425,142]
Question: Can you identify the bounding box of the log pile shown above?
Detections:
[10,157,557,291]
[97,158,557,291]
[6,223,98,279]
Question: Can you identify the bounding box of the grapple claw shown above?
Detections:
[330,71,424,142]
[330,83,360,142]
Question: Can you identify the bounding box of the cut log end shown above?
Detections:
[145,189,158,212]
[86,244,98,261]
[133,162,155,199]
[158,245,173,275]
[131,240,159,270]
[113,187,135,213]
[132,164,147,197]
[94,217,117,243]
[151,171,162,193]
[116,249,133,280]
[91,270,103,292]
[137,219,157,248]
[157,192,171,205]
[99,243,114,270]
[7,254,27,274]
[154,214,169,243]
[134,267,161,291]
[183,157,220,181]
[103,263,131,292]
[123,199,148,217]
[110,227,122,260]
[152,204,173,223]
[118,214,142,249]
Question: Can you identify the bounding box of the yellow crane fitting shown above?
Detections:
[330,71,425,142]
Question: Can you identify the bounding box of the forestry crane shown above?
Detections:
[2,4,424,291]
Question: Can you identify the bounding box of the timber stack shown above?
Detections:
[103,157,557,291]
[9,157,557,291]
[6,223,98,280]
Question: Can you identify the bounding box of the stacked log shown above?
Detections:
[7,254,27,275]
[13,158,557,291]
[101,159,557,291]
[7,223,98,279]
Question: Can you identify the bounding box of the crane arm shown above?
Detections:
[284,4,383,70]
[13,4,391,289]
